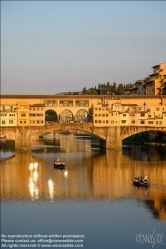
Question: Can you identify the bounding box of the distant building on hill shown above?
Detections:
[145,62,166,95]
[125,62,166,95]
[124,80,145,95]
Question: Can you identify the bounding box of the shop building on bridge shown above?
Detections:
[93,100,166,127]
[1,95,166,129]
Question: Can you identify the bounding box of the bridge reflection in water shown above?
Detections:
[1,148,166,221]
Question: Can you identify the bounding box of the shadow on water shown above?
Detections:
[122,145,166,162]
[0,139,15,161]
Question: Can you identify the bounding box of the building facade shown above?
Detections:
[29,104,45,126]
[17,102,30,126]
[1,95,166,129]
[93,99,166,127]
[125,80,145,95]
[145,62,166,95]
[125,62,166,96]
[0,104,17,127]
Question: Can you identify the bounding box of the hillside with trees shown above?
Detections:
[64,82,133,95]
[82,82,133,95]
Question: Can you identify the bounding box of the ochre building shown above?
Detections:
[1,95,166,128]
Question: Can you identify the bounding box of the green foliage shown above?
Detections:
[82,82,133,95]
[45,110,57,121]
[65,92,80,95]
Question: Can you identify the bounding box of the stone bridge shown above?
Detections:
[1,123,166,150]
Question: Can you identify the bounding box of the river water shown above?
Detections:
[1,132,166,249]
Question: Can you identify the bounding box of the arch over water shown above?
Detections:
[32,123,107,141]
[122,129,166,144]
[1,123,166,150]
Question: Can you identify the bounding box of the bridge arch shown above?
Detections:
[2,124,166,150]
[31,123,107,141]
[121,128,166,143]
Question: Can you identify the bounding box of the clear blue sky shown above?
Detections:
[1,1,166,94]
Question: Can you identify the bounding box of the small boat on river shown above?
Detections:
[133,177,149,188]
[54,159,65,169]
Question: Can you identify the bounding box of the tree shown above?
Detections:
[82,81,134,95]
[82,87,87,94]
[45,110,57,121]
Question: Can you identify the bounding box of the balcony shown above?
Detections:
[145,79,154,83]
[145,82,154,87]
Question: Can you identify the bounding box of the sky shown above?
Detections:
[1,1,166,94]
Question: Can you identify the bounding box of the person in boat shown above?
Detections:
[140,176,145,183]
[54,158,61,164]
[144,174,148,183]
[144,174,148,180]
[134,176,139,182]
[57,158,62,164]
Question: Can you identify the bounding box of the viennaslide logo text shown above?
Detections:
[136,229,164,248]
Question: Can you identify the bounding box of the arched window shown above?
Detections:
[59,110,73,122]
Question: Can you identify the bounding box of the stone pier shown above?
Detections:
[106,126,122,149]
[15,127,32,150]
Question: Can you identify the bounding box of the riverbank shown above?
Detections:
[124,132,166,147]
